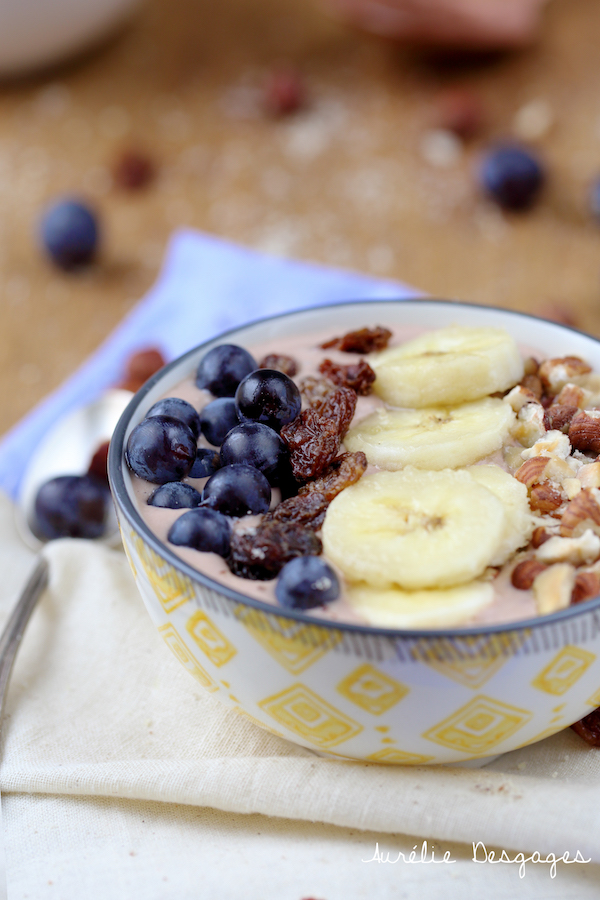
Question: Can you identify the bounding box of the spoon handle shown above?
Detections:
[0,557,49,724]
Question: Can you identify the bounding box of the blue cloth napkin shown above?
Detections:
[0,230,415,498]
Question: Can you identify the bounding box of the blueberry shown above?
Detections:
[125,415,196,484]
[147,482,202,509]
[199,397,240,446]
[189,448,220,479]
[235,369,301,431]
[196,344,257,397]
[220,422,290,486]
[146,398,201,440]
[168,508,231,556]
[275,556,340,610]
[480,145,545,211]
[589,177,600,223]
[202,463,271,516]
[40,198,99,270]
[33,474,108,540]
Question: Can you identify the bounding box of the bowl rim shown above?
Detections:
[108,297,600,640]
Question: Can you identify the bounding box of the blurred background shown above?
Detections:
[0,0,599,431]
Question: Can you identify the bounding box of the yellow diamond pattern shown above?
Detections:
[186,610,237,667]
[337,663,409,715]
[423,695,532,754]
[531,645,596,697]
[158,623,218,692]
[587,686,600,708]
[234,607,339,675]
[132,534,194,613]
[366,748,434,765]
[258,683,363,749]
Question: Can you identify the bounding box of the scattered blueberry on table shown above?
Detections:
[39,197,99,270]
[479,145,545,211]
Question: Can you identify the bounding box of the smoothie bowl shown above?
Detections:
[108,300,600,765]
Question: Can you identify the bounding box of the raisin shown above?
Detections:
[320,326,392,354]
[571,707,600,747]
[298,451,368,502]
[543,404,578,433]
[87,440,110,486]
[112,150,155,191]
[318,358,376,396]
[258,353,298,377]
[228,519,321,580]
[281,388,357,481]
[298,375,337,410]
[267,491,329,530]
[119,347,166,392]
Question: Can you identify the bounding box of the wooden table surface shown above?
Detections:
[1,0,599,433]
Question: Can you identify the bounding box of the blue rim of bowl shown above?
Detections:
[108,297,600,640]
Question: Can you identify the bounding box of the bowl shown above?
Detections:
[0,0,143,77]
[108,299,600,765]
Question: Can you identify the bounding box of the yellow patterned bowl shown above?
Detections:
[108,300,600,765]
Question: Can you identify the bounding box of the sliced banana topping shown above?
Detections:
[344,398,514,470]
[370,325,524,408]
[321,467,507,591]
[467,464,535,566]
[346,581,494,629]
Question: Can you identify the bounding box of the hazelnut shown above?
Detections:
[529,482,563,514]
[511,558,548,590]
[531,526,552,548]
[521,374,543,400]
[515,456,549,488]
[543,405,579,434]
[578,462,600,490]
[555,383,588,408]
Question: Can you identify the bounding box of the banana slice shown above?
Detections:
[371,325,524,408]
[467,464,535,566]
[347,581,494,629]
[344,398,514,470]
[321,467,506,590]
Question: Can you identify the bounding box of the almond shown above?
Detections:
[536,531,600,566]
[571,570,600,605]
[511,558,548,590]
[543,404,579,434]
[531,526,552,548]
[568,410,600,454]
[578,462,600,490]
[560,488,600,537]
[515,456,549,488]
[529,482,563,514]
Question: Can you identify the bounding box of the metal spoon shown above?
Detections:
[0,386,133,714]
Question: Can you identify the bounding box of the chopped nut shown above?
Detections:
[521,430,572,461]
[555,383,588,408]
[511,558,548,590]
[568,410,600,454]
[523,357,540,376]
[529,483,563,514]
[578,462,600,490]
[571,570,600,605]
[563,477,582,500]
[543,404,578,434]
[320,326,392,354]
[511,402,547,446]
[258,353,298,377]
[533,563,576,615]
[538,357,592,396]
[545,455,581,484]
[506,384,540,413]
[559,489,600,537]
[536,530,600,566]
[521,374,543,400]
[515,456,549,488]
[531,526,552,548]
